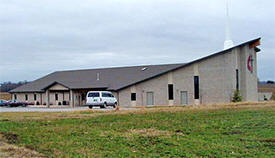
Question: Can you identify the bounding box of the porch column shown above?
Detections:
[46,90,50,108]
[70,90,74,107]
[40,93,42,105]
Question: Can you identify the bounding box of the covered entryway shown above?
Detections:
[71,88,108,107]
[45,82,70,106]
[43,82,109,107]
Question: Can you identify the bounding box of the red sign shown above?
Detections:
[247,55,253,73]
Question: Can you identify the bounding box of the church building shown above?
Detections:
[10,38,261,107]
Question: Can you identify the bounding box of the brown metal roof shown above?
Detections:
[10,38,261,93]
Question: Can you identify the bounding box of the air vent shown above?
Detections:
[96,73,100,81]
[141,67,148,71]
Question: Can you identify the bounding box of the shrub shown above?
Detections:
[232,90,242,102]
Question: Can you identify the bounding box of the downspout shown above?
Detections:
[40,93,42,105]
[117,91,120,106]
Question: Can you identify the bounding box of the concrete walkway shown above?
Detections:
[0,106,137,113]
[0,106,115,113]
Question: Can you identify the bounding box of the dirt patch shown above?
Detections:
[174,129,187,136]
[0,119,10,122]
[0,133,46,158]
[128,128,172,137]
[25,144,37,151]
[240,138,275,143]
[0,132,19,144]
[222,131,243,135]
[0,142,46,158]
[259,139,275,143]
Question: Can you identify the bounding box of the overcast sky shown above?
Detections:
[0,0,274,82]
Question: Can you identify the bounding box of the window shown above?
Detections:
[131,93,136,101]
[236,69,239,90]
[55,94,58,101]
[14,94,17,100]
[88,92,100,97]
[194,76,199,99]
[102,93,109,97]
[25,94,28,101]
[168,84,174,100]
[34,94,37,101]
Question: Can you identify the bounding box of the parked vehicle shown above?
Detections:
[86,91,117,109]
[6,100,28,107]
[0,99,8,107]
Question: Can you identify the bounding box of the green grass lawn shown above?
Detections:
[0,106,274,157]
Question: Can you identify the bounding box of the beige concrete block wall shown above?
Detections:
[118,45,256,107]
[13,93,43,105]
[112,92,119,105]
[14,93,26,102]
[258,92,272,101]
[118,73,169,107]
[118,87,132,107]
[48,92,69,105]
[118,65,195,107]
[41,93,46,105]
[13,91,71,105]
[49,93,55,105]
[64,92,70,101]
[239,45,258,101]
[138,74,169,106]
[49,84,69,90]
[173,65,195,105]
[34,93,42,104]
[73,92,81,106]
[198,50,236,104]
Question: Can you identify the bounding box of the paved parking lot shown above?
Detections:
[0,106,118,113]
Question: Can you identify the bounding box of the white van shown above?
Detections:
[86,91,118,109]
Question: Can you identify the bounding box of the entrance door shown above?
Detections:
[146,92,154,105]
[180,91,188,105]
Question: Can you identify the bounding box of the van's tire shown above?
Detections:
[100,103,107,109]
[88,106,93,109]
[113,102,117,108]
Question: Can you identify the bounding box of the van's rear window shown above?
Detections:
[88,93,100,97]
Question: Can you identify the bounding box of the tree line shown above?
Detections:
[0,81,28,92]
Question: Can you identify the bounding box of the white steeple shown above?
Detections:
[224,0,234,50]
